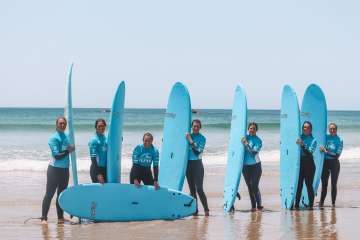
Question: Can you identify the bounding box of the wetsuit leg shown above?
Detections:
[253,163,262,208]
[90,163,98,183]
[330,160,340,205]
[142,167,154,186]
[55,168,69,219]
[130,165,140,184]
[41,165,58,220]
[193,160,209,212]
[186,161,197,212]
[295,160,306,208]
[242,165,256,209]
[304,159,315,207]
[320,160,331,205]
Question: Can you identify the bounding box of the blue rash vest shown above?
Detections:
[132,144,159,168]
[324,134,343,160]
[89,133,108,167]
[243,134,262,166]
[188,133,206,161]
[48,131,70,168]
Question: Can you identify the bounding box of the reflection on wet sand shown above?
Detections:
[245,212,262,240]
[281,208,338,239]
[41,223,65,240]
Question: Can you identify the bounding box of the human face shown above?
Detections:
[143,136,153,148]
[248,125,257,136]
[96,122,106,134]
[192,122,201,134]
[302,123,311,136]
[329,124,337,136]
[56,118,67,132]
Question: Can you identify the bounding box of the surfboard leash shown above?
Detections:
[24,217,42,224]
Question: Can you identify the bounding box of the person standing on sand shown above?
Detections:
[89,119,108,184]
[294,121,317,210]
[319,122,343,207]
[41,117,75,224]
[130,133,160,189]
[186,119,210,216]
[242,122,264,212]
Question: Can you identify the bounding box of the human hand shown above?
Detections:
[296,139,303,145]
[154,181,160,190]
[97,174,105,184]
[67,144,75,153]
[134,179,141,188]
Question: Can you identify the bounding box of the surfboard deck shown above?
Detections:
[65,63,78,186]
[107,81,125,183]
[158,82,191,191]
[223,85,247,212]
[280,85,301,209]
[300,84,327,207]
[58,183,196,221]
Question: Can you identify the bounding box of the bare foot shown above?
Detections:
[205,211,210,217]
[41,219,48,225]
[58,218,65,224]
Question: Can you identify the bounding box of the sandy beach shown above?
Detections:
[1,162,359,239]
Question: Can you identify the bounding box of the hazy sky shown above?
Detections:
[0,0,359,110]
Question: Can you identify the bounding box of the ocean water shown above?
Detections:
[0,108,359,172]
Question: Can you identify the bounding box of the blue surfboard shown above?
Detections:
[223,85,247,212]
[158,82,191,191]
[65,63,78,186]
[107,82,125,183]
[299,84,327,207]
[58,183,196,221]
[280,85,301,209]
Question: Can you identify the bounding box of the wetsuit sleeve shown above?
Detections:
[152,148,159,181]
[89,140,99,169]
[132,146,141,165]
[336,139,343,157]
[49,138,69,160]
[153,166,159,182]
[191,137,206,156]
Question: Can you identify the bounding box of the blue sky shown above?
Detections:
[0,0,359,109]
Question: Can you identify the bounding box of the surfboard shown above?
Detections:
[65,63,78,186]
[107,82,125,183]
[299,84,327,207]
[223,85,247,212]
[158,82,191,191]
[58,183,196,221]
[280,85,301,209]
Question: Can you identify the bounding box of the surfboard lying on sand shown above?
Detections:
[59,183,196,221]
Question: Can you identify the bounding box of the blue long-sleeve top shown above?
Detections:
[48,131,71,168]
[188,133,206,161]
[243,134,262,166]
[89,133,108,167]
[324,134,343,160]
[132,144,159,168]
[300,134,317,158]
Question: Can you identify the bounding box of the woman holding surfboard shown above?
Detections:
[130,133,160,189]
[41,117,75,224]
[295,121,317,209]
[242,122,264,211]
[89,119,108,184]
[319,123,343,207]
[186,119,210,216]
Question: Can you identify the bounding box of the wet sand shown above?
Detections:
[1,162,360,239]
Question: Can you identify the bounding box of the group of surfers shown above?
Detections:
[40,117,343,224]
